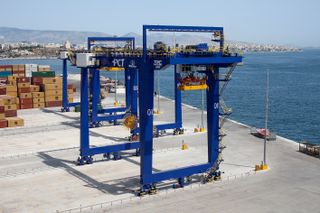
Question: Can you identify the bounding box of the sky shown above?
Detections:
[0,0,319,47]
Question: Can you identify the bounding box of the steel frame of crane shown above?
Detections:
[138,25,242,193]
[76,25,242,191]
[87,37,137,127]
[61,58,80,112]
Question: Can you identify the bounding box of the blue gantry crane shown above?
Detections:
[72,24,242,193]
[137,25,242,194]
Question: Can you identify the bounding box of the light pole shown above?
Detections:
[263,70,269,169]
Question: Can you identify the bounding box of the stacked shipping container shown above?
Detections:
[0,64,76,128]
[0,95,23,128]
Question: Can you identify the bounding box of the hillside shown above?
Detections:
[0,27,111,44]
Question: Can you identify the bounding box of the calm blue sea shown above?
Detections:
[1,49,319,144]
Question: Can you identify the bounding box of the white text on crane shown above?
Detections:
[112,59,125,67]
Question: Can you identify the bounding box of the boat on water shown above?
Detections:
[251,128,277,141]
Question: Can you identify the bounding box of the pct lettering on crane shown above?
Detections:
[112,59,125,67]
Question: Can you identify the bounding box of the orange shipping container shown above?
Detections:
[33,103,45,108]
[45,90,62,96]
[42,84,62,90]
[6,117,24,127]
[45,96,62,102]
[42,77,62,85]
[6,92,17,97]
[17,82,31,88]
[4,104,17,111]
[6,85,17,92]
[19,93,32,99]
[33,98,45,104]
[0,95,16,104]
[7,76,17,82]
[30,85,40,92]
[32,92,44,98]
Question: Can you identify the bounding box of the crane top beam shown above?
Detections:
[88,37,135,42]
[143,25,223,33]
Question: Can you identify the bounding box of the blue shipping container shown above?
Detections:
[0,71,12,77]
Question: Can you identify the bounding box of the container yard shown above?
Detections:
[0,24,319,213]
[0,64,76,128]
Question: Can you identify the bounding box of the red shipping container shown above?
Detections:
[0,119,7,128]
[18,87,31,93]
[0,87,6,95]
[20,103,33,109]
[32,77,43,85]
[45,101,62,107]
[0,65,12,69]
[20,98,33,104]
[17,77,31,83]
[0,106,4,113]
[4,110,17,117]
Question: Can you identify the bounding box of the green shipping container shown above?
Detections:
[32,71,55,77]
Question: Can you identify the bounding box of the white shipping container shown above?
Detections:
[25,70,32,77]
[38,65,50,68]
[25,64,37,68]
[25,64,38,72]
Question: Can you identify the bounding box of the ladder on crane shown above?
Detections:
[216,63,237,164]
[218,63,236,129]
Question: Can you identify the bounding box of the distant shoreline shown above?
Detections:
[0,57,58,60]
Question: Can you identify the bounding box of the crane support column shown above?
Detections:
[79,67,92,164]
[61,59,69,112]
[90,68,101,127]
[125,68,131,109]
[207,68,219,163]
[174,65,183,133]
[139,62,154,190]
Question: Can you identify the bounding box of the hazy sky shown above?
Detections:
[0,0,319,47]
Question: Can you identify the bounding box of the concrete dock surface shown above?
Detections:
[0,95,319,213]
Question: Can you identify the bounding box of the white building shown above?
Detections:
[64,41,71,49]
